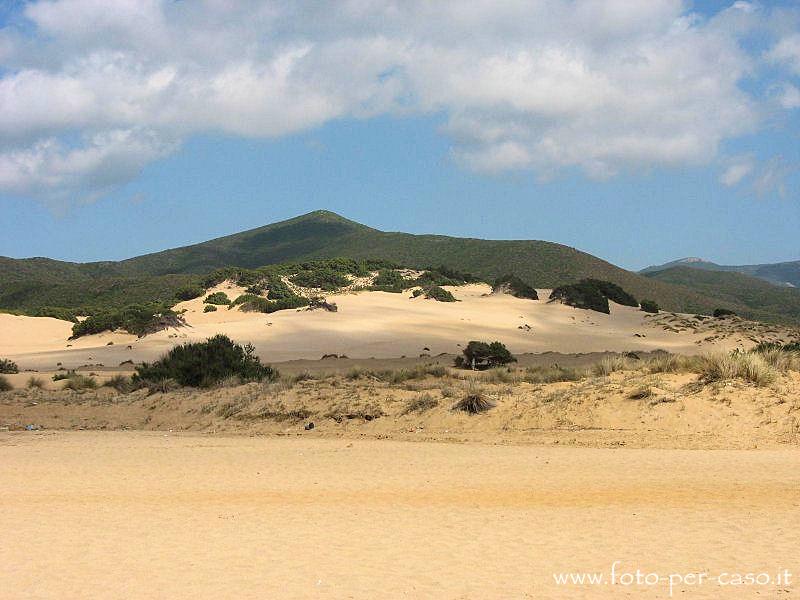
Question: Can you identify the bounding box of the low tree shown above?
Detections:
[455,341,516,370]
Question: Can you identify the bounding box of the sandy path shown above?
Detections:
[1,432,798,599]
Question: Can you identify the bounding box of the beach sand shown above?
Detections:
[1,431,798,599]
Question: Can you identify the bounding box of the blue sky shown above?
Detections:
[1,1,799,271]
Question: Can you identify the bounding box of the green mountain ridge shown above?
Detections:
[641,256,800,288]
[0,210,796,324]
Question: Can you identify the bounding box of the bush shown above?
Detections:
[456,341,516,370]
[33,307,78,322]
[204,292,230,305]
[0,358,19,374]
[549,279,638,313]
[371,269,411,292]
[175,286,205,301]
[421,286,457,302]
[549,281,610,313]
[203,304,218,313]
[290,268,349,291]
[71,304,183,338]
[640,299,659,313]
[0,376,11,392]
[400,393,439,415]
[713,308,737,318]
[133,335,278,388]
[492,274,538,300]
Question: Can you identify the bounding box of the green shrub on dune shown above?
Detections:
[0,358,19,374]
[204,292,231,305]
[134,335,277,388]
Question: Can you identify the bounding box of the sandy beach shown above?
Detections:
[1,431,798,599]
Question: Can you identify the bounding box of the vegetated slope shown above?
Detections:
[643,266,800,323]
[0,211,772,321]
[642,257,800,288]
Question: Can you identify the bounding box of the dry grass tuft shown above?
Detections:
[591,356,633,377]
[452,383,495,414]
[0,375,11,392]
[698,352,777,387]
[26,376,45,389]
[400,393,439,415]
[523,365,584,384]
[62,374,97,391]
[627,385,654,400]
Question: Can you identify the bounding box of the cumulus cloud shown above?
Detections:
[0,0,797,201]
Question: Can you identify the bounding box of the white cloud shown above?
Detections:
[720,156,754,186]
[769,33,800,75]
[778,83,800,109]
[0,0,796,201]
[752,157,796,199]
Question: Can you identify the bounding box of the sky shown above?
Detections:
[0,1,799,271]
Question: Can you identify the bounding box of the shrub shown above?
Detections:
[421,286,457,302]
[0,358,19,374]
[713,308,736,318]
[640,299,659,313]
[0,376,11,392]
[549,279,638,313]
[175,286,205,301]
[133,335,278,388]
[371,269,411,292]
[63,374,98,390]
[33,307,78,322]
[416,266,477,287]
[492,274,538,300]
[71,304,183,338]
[290,268,349,291]
[52,371,72,381]
[549,281,610,314]
[26,376,45,389]
[203,304,217,313]
[456,341,516,370]
[204,292,230,305]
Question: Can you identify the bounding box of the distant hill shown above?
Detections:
[0,210,792,323]
[643,266,800,324]
[642,257,800,288]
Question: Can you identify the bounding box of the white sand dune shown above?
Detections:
[0,283,771,370]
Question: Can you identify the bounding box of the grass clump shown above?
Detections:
[591,356,633,377]
[134,335,278,388]
[523,365,583,383]
[400,393,439,415]
[26,376,45,389]
[452,384,495,414]
[103,374,133,393]
[0,376,11,391]
[698,352,777,387]
[204,292,230,305]
[62,374,98,390]
[0,358,19,374]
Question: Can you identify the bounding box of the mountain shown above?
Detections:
[643,266,800,324]
[0,210,792,323]
[641,257,800,288]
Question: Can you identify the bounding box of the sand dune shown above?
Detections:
[4,283,789,371]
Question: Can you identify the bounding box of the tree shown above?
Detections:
[456,340,516,370]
